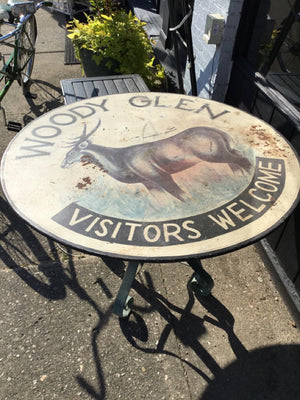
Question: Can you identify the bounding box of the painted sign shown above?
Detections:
[1,93,299,260]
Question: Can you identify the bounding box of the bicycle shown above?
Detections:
[0,0,51,130]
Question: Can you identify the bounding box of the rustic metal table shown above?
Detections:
[1,93,300,317]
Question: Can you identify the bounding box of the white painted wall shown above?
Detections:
[184,0,244,101]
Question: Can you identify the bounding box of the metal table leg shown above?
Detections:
[113,258,213,317]
[187,258,214,296]
[113,260,141,318]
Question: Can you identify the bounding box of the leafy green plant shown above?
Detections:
[67,10,165,89]
[258,27,280,69]
[89,0,121,17]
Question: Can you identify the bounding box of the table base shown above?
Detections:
[113,259,214,318]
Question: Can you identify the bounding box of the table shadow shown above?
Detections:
[3,196,294,400]
[118,272,300,399]
[0,197,67,298]
[200,344,300,400]
[0,196,111,398]
[118,269,248,383]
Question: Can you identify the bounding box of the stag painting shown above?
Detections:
[61,119,252,202]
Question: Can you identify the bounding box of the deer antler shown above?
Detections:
[87,119,101,138]
[64,119,101,147]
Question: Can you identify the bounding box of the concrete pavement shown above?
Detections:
[0,6,299,400]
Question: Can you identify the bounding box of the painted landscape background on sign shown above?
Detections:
[60,122,255,221]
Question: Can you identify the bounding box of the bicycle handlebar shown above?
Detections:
[0,1,52,42]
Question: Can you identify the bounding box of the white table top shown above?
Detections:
[1,93,299,260]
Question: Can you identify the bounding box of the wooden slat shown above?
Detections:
[82,80,98,99]
[60,79,76,105]
[267,73,300,107]
[103,79,119,95]
[131,74,149,91]
[113,79,130,94]
[92,79,109,97]
[124,77,140,92]
[72,81,88,102]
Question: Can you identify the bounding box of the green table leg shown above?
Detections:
[187,259,214,296]
[113,260,140,318]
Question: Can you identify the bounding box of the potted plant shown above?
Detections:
[67,2,165,89]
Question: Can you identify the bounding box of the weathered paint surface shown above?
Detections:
[1,93,299,260]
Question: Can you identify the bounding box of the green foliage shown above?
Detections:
[89,0,121,17]
[67,10,165,89]
[258,28,280,68]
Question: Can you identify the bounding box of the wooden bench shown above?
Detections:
[266,73,300,109]
[60,74,149,105]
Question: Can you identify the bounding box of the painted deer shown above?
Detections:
[61,119,252,202]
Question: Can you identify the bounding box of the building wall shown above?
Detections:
[184,0,244,101]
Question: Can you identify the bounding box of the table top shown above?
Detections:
[60,74,149,104]
[1,93,300,261]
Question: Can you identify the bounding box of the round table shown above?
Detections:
[1,93,300,316]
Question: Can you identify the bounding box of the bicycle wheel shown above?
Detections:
[277,16,300,73]
[17,14,37,88]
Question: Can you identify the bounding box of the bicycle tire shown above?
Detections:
[17,14,37,88]
[277,17,300,74]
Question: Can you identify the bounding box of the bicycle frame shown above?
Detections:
[0,13,34,101]
[0,2,51,101]
[0,1,51,129]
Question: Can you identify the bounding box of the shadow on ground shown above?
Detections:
[201,344,300,400]
[23,79,64,126]
[1,196,299,399]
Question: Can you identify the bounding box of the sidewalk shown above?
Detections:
[0,7,299,400]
